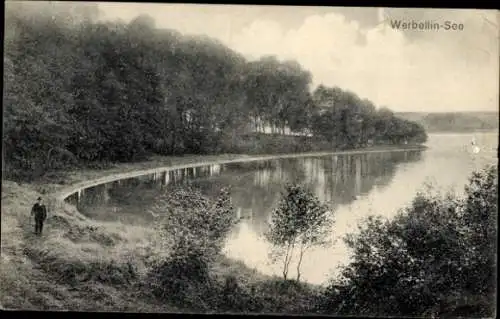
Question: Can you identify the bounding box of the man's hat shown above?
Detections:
[37,197,42,200]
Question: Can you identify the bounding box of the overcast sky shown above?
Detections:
[94,4,498,113]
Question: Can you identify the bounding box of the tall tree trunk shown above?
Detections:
[282,242,292,280]
[296,243,306,282]
[283,239,296,280]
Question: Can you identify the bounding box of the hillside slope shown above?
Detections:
[0,180,178,311]
[396,112,499,133]
[1,162,320,312]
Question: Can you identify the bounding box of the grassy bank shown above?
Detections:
[2,179,330,312]
[3,178,324,312]
[1,143,425,312]
[1,180,171,311]
[8,142,402,311]
[5,143,496,317]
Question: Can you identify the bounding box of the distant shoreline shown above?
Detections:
[427,130,499,134]
[395,112,499,134]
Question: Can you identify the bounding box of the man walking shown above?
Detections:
[31,197,47,236]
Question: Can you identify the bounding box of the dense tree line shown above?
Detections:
[3,2,427,180]
[311,85,427,148]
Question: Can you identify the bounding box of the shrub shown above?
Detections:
[147,186,238,310]
[316,165,498,317]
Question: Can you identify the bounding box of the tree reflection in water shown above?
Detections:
[68,150,422,233]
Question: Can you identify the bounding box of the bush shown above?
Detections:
[217,275,255,313]
[316,165,498,317]
[146,186,238,310]
[145,184,327,314]
[149,248,216,311]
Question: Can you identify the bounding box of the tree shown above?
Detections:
[3,1,428,179]
[266,184,334,282]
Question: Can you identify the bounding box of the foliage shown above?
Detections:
[4,2,426,181]
[147,187,238,310]
[145,186,325,313]
[266,184,334,281]
[316,165,498,317]
[311,86,428,148]
[216,275,321,314]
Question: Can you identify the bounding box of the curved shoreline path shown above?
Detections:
[53,146,427,202]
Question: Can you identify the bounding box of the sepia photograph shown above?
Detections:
[2,1,499,316]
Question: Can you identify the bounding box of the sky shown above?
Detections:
[89,4,499,112]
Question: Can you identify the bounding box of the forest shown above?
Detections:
[3,2,427,181]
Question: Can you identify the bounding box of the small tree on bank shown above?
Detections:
[266,184,334,282]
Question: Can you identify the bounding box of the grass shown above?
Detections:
[0,180,175,311]
[211,255,323,314]
[1,179,319,312]
[1,142,425,312]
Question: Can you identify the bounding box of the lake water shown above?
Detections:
[66,132,498,285]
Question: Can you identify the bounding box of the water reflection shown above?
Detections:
[66,151,422,231]
[66,164,225,223]
[66,151,423,281]
[63,133,498,284]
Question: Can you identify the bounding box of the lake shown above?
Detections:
[66,132,498,285]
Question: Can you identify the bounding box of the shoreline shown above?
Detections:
[52,144,427,202]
